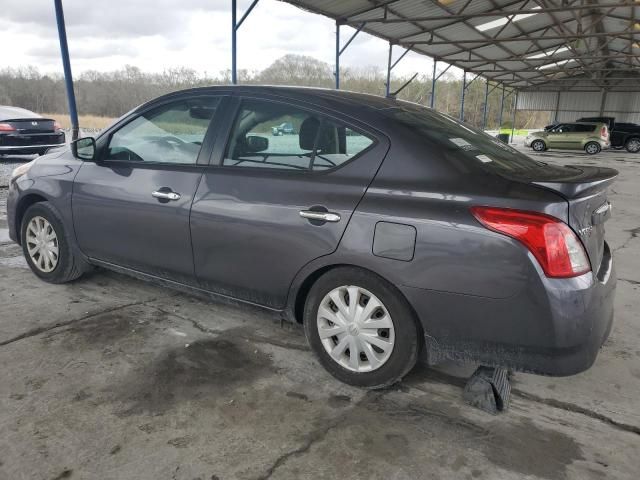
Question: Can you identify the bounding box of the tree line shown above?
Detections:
[0,54,546,129]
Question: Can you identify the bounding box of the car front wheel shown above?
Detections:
[584,142,601,155]
[21,202,85,284]
[304,267,420,389]
[531,139,546,152]
[625,137,640,153]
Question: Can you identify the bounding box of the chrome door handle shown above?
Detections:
[299,210,341,223]
[152,190,181,201]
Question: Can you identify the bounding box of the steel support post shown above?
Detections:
[482,79,489,130]
[54,0,79,140]
[498,84,506,129]
[430,60,437,108]
[231,0,259,85]
[335,22,340,89]
[510,90,519,143]
[460,71,467,122]
[231,0,237,84]
[385,44,393,97]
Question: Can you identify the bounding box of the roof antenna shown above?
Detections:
[388,72,419,98]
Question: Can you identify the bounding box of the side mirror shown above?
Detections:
[72,137,96,161]
[245,135,268,153]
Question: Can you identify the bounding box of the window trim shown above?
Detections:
[216,96,379,175]
[96,94,228,168]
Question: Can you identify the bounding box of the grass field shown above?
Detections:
[499,128,531,135]
[39,112,116,130]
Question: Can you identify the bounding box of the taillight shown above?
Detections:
[600,126,608,139]
[471,206,591,278]
[54,121,63,131]
[0,123,16,132]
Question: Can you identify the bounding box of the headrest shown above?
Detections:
[299,117,320,151]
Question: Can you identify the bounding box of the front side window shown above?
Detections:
[105,97,219,164]
[223,100,374,171]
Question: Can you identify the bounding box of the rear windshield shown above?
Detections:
[380,101,548,175]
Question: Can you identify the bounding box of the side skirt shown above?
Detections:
[89,258,292,321]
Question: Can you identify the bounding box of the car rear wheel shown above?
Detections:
[531,140,546,152]
[21,202,85,284]
[584,142,601,155]
[625,137,640,153]
[304,267,420,389]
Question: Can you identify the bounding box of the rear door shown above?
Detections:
[73,94,227,285]
[190,96,389,308]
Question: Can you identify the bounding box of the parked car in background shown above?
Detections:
[271,121,295,136]
[0,106,65,156]
[7,86,617,388]
[525,122,610,154]
[577,117,640,153]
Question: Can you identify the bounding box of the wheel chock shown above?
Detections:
[463,366,511,414]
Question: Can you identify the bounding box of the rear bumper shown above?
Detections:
[403,242,616,376]
[0,132,65,154]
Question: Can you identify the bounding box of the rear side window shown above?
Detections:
[574,124,597,132]
[223,100,374,171]
[382,102,550,175]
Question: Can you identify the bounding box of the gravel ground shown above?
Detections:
[0,156,30,187]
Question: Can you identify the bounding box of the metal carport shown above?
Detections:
[54,0,640,138]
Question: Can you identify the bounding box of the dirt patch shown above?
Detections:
[112,335,275,417]
[44,305,167,351]
[482,418,584,480]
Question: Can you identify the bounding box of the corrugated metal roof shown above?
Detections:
[279,0,640,92]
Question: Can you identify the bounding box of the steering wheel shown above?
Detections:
[149,135,187,148]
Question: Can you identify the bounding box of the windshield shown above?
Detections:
[380,101,549,175]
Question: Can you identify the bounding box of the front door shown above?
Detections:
[546,124,571,149]
[190,97,389,308]
[72,95,224,285]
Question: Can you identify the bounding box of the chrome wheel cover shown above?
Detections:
[317,285,395,373]
[26,216,59,273]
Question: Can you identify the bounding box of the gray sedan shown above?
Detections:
[6,86,617,388]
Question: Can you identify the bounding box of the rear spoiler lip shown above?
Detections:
[532,167,618,199]
[1,118,55,123]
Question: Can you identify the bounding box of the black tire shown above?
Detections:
[584,141,601,155]
[21,202,85,284]
[625,137,640,154]
[531,139,546,152]
[303,267,421,389]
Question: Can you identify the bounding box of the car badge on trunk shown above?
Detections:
[31,121,38,126]
[579,225,593,238]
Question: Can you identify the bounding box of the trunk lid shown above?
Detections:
[5,118,56,133]
[531,165,618,271]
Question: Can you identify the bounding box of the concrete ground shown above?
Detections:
[0,147,639,480]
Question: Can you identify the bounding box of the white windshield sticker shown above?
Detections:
[476,155,493,163]
[449,137,476,150]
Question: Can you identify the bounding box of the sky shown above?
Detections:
[0,0,440,79]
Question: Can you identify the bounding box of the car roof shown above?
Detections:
[148,85,406,115]
[0,105,41,121]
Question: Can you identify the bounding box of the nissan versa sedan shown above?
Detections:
[525,122,610,155]
[0,106,65,156]
[7,86,617,388]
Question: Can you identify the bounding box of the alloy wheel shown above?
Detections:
[316,285,395,373]
[585,142,600,155]
[532,140,545,152]
[25,216,59,273]
[627,138,640,153]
